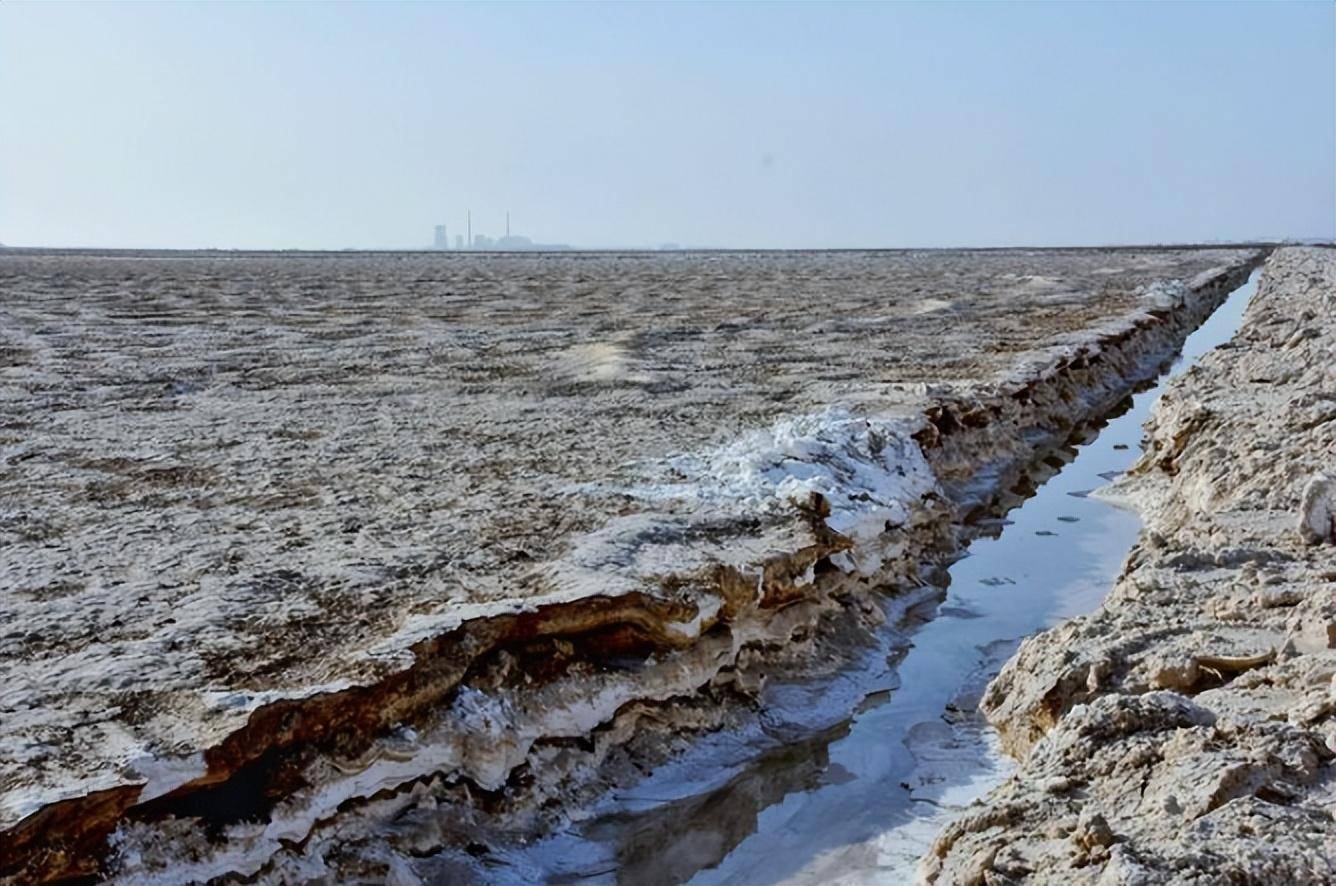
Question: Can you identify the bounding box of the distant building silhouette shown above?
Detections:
[448,215,572,251]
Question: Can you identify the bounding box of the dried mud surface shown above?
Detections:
[0,247,1260,880]
[924,246,1336,885]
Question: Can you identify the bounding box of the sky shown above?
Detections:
[1,1,1333,250]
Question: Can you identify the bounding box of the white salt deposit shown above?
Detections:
[616,406,941,575]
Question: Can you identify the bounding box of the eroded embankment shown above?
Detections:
[924,246,1336,884]
[0,259,1263,883]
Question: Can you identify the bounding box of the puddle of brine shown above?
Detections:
[504,270,1259,886]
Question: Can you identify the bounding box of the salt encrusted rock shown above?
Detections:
[1071,809,1115,851]
[1299,472,1336,544]
[927,247,1336,884]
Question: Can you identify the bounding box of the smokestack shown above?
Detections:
[467,210,472,249]
[506,211,510,238]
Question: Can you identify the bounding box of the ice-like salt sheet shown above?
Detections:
[615,406,940,575]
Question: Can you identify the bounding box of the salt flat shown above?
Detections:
[0,247,1259,878]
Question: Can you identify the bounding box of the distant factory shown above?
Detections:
[432,212,571,251]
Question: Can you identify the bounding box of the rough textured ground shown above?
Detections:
[924,246,1336,884]
[0,247,1260,880]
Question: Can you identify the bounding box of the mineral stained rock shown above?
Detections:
[0,247,1261,880]
[923,246,1336,885]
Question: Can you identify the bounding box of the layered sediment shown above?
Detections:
[0,248,1261,881]
[924,246,1336,884]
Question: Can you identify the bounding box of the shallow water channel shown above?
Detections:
[512,271,1258,886]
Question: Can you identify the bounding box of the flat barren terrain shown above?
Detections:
[0,247,1261,879]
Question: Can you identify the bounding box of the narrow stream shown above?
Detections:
[508,271,1258,886]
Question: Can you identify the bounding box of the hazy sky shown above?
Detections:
[2,2,1333,250]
